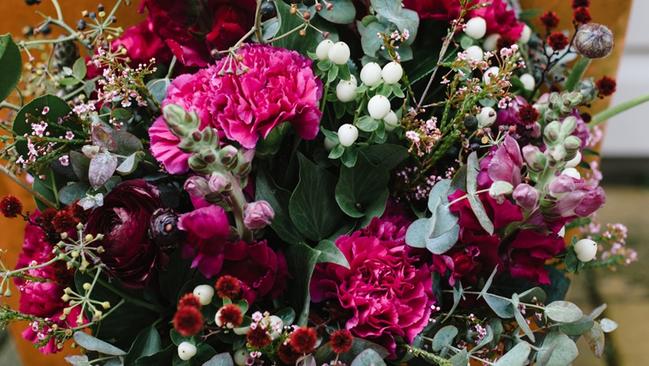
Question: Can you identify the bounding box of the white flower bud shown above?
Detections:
[489,181,514,203]
[483,34,500,51]
[477,107,497,128]
[234,349,249,366]
[465,17,487,39]
[565,151,582,168]
[519,25,532,44]
[316,39,334,61]
[338,124,359,147]
[336,76,357,102]
[574,239,598,262]
[465,45,484,62]
[562,168,581,180]
[178,342,197,361]
[483,67,499,84]
[367,95,391,120]
[381,61,403,84]
[328,42,350,65]
[520,73,536,91]
[383,111,399,131]
[192,285,214,305]
[360,62,383,86]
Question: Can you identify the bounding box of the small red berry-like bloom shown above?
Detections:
[518,104,540,125]
[540,11,560,29]
[572,0,590,8]
[277,342,300,365]
[173,305,204,337]
[573,7,592,24]
[496,35,516,50]
[178,293,202,309]
[596,76,617,97]
[215,275,242,299]
[246,326,272,348]
[52,210,77,232]
[217,304,243,328]
[289,327,318,354]
[547,32,569,50]
[580,112,592,123]
[0,195,22,218]
[329,329,353,354]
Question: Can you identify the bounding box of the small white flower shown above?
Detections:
[338,124,359,147]
[178,342,197,361]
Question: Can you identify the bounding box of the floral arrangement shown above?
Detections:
[0,0,642,365]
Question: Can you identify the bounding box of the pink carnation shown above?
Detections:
[208,44,322,148]
[311,217,435,357]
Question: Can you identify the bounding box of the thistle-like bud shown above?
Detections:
[219,146,239,169]
[575,23,614,59]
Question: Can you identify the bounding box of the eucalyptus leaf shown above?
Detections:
[484,294,514,318]
[545,301,583,323]
[494,342,531,366]
[73,332,127,356]
[514,303,536,342]
[466,152,494,234]
[584,321,605,357]
[65,355,91,366]
[600,318,618,333]
[536,331,578,366]
[146,78,170,103]
[116,153,140,175]
[350,349,386,366]
[202,353,234,366]
[318,0,356,24]
[432,325,458,352]
[72,57,87,80]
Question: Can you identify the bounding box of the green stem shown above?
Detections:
[96,277,164,314]
[165,56,177,79]
[591,93,649,126]
[0,166,58,208]
[0,101,19,111]
[565,57,591,92]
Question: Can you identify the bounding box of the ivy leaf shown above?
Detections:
[545,301,583,323]
[0,34,22,102]
[256,171,304,245]
[285,243,321,326]
[494,342,531,366]
[125,326,161,365]
[315,239,349,268]
[335,153,389,220]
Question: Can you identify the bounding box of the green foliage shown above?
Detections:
[273,1,338,54]
[285,242,320,326]
[350,349,387,366]
[318,0,356,24]
[0,34,22,102]
[466,152,494,234]
[125,326,162,365]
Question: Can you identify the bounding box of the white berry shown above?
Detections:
[465,17,487,39]
[367,95,391,120]
[234,349,249,366]
[381,62,403,84]
[316,39,334,61]
[483,66,499,84]
[519,73,536,91]
[465,45,484,62]
[338,124,359,147]
[519,25,532,44]
[192,285,214,305]
[574,239,598,262]
[483,34,500,51]
[477,107,497,128]
[360,62,383,86]
[178,342,197,361]
[384,111,399,131]
[336,76,358,103]
[328,42,350,65]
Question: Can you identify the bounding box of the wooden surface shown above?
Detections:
[0,0,632,365]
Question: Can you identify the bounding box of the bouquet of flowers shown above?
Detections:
[0,0,642,365]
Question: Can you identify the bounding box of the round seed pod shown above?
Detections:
[574,23,614,59]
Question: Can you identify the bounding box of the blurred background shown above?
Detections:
[0,0,647,365]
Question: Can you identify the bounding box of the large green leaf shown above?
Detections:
[256,171,304,244]
[289,154,345,241]
[125,326,162,365]
[0,34,22,102]
[285,242,321,326]
[318,0,356,24]
[335,154,389,219]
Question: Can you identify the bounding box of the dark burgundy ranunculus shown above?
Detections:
[138,0,256,67]
[86,180,161,288]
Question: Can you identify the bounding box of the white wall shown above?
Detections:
[601,0,649,157]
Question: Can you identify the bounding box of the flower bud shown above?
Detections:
[328,41,350,65]
[483,34,500,51]
[383,111,399,131]
[184,176,210,197]
[367,95,391,120]
[489,181,513,203]
[148,208,182,253]
[562,167,581,180]
[208,172,231,193]
[338,124,359,147]
[81,145,100,159]
[218,145,239,168]
[575,23,614,59]
[336,76,357,102]
[381,62,403,84]
[513,184,540,210]
[519,73,535,91]
[360,62,382,86]
[563,135,582,152]
[243,200,275,230]
[565,151,582,168]
[193,285,215,305]
[560,116,578,136]
[465,45,484,62]
[548,174,576,197]
[550,145,567,162]
[316,39,334,61]
[464,17,487,39]
[477,107,497,128]
[574,238,598,262]
[544,121,562,143]
[178,342,197,361]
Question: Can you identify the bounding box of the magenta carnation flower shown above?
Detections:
[208,44,322,149]
[311,217,435,357]
[178,205,231,278]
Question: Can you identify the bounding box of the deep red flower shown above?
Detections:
[173,305,204,337]
[216,304,243,328]
[52,210,77,233]
[329,329,353,354]
[572,0,590,8]
[178,293,202,309]
[246,326,272,348]
[540,11,560,29]
[112,18,172,66]
[518,104,540,125]
[402,0,464,21]
[596,76,617,97]
[573,7,592,24]
[0,195,22,218]
[547,32,569,50]
[289,327,318,354]
[215,275,242,299]
[277,342,301,365]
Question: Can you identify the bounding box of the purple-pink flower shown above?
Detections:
[179,205,231,278]
[548,175,606,219]
[310,217,435,357]
[243,200,275,230]
[488,135,524,186]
